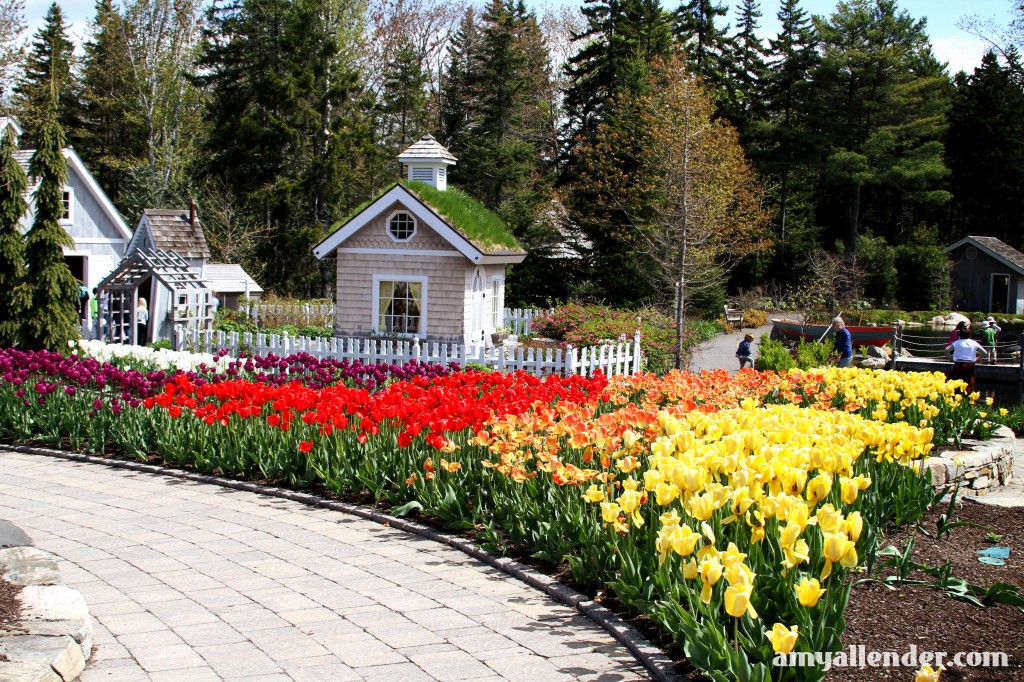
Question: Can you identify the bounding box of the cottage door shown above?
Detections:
[471,269,486,343]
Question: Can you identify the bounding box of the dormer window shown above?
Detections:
[387,211,416,242]
[60,189,73,224]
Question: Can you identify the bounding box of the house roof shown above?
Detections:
[946,235,1024,275]
[98,247,211,292]
[203,263,263,295]
[313,182,525,265]
[397,135,457,164]
[137,209,211,260]
[14,147,132,240]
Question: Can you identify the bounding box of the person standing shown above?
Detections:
[945,320,969,349]
[979,321,996,363]
[833,317,853,368]
[136,298,149,345]
[736,333,754,369]
[945,328,989,393]
[90,288,100,338]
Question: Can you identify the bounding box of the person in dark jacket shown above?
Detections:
[833,317,853,368]
[736,334,754,369]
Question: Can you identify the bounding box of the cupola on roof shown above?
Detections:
[397,134,457,191]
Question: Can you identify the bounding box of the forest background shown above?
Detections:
[2,0,1024,316]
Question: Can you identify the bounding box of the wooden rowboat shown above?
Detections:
[770,319,895,347]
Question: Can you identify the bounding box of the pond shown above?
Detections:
[896,326,1022,360]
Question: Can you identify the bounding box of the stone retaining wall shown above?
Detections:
[924,425,1015,495]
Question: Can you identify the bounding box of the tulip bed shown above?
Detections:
[0,343,997,682]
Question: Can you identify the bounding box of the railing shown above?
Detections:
[175,327,643,378]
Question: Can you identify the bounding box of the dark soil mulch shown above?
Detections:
[0,575,23,660]
[832,501,1024,681]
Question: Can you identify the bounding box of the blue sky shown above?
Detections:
[25,0,1016,75]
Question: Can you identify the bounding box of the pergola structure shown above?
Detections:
[96,247,215,346]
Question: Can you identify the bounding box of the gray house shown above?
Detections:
[2,117,132,327]
[946,236,1024,314]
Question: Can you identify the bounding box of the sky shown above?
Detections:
[22,0,1017,76]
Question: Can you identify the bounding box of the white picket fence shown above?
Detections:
[239,303,551,336]
[175,328,643,377]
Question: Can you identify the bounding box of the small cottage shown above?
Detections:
[313,136,526,344]
[946,236,1024,314]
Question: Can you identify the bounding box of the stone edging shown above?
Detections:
[923,425,1015,496]
[0,445,683,682]
[0,542,93,681]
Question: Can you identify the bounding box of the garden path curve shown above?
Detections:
[0,450,652,682]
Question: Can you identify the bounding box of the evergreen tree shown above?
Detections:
[439,8,483,149]
[379,36,429,174]
[0,0,26,100]
[723,0,767,132]
[561,0,672,161]
[78,0,146,207]
[22,91,79,351]
[13,3,81,146]
[0,126,28,347]
[810,0,951,297]
[753,0,818,253]
[946,51,1024,246]
[673,0,735,98]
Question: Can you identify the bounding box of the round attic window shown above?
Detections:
[966,246,978,260]
[387,211,416,242]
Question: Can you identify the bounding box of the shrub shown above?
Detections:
[742,309,767,328]
[214,308,257,334]
[754,334,795,371]
[531,304,705,375]
[795,339,834,369]
[298,325,333,338]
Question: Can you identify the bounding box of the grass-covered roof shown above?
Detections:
[400,180,523,254]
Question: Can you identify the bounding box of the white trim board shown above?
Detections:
[371,273,428,338]
[337,247,463,257]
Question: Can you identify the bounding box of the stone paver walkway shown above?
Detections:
[687,321,776,374]
[0,451,651,681]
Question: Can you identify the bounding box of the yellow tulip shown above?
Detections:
[794,577,826,607]
[815,504,844,534]
[699,557,723,604]
[805,473,832,505]
[581,485,604,503]
[779,522,801,549]
[915,664,943,682]
[660,509,681,526]
[682,559,699,580]
[725,561,755,588]
[767,623,799,654]
[601,502,621,524]
[783,539,810,570]
[845,511,863,542]
[823,532,850,563]
[671,525,701,557]
[618,480,642,514]
[655,481,680,506]
[724,583,757,618]
[688,494,716,521]
[839,477,858,505]
[720,542,747,569]
[643,469,664,491]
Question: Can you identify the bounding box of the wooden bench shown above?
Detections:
[724,305,744,328]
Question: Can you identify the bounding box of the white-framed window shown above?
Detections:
[373,274,427,336]
[60,188,73,224]
[387,210,416,242]
[490,277,503,328]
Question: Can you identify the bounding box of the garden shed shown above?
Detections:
[946,236,1024,314]
[312,136,526,344]
[96,247,215,345]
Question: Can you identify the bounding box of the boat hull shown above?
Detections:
[771,320,894,347]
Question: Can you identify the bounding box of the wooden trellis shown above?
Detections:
[97,247,215,346]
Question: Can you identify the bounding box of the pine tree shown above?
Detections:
[561,0,672,161]
[810,0,951,298]
[673,0,735,98]
[12,3,81,146]
[723,0,768,132]
[754,0,819,250]
[78,0,146,207]
[22,90,79,351]
[0,126,29,347]
[946,51,1024,245]
[439,9,483,152]
[379,36,429,170]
